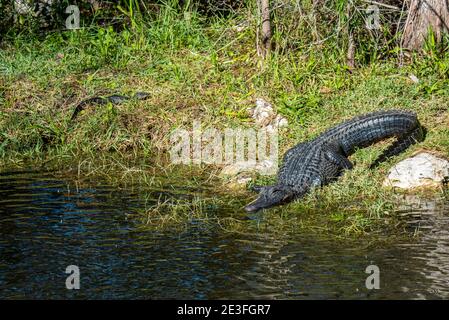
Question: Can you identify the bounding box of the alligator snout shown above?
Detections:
[245,185,295,213]
[244,195,276,213]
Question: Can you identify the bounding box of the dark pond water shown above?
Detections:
[0,170,448,299]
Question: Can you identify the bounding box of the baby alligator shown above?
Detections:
[70,92,150,122]
[245,110,425,212]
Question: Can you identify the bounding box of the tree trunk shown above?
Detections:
[258,0,271,57]
[402,0,449,50]
[346,3,355,72]
[346,32,355,71]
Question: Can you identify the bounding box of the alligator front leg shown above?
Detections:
[324,147,353,170]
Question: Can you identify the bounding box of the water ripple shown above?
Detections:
[0,170,448,299]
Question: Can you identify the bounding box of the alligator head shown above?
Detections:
[244,185,296,212]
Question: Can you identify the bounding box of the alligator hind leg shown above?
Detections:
[324,147,353,170]
[370,125,425,168]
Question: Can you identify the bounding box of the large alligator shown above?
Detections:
[245,110,425,212]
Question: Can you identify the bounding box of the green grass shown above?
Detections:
[1,2,448,234]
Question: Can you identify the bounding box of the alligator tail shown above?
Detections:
[369,123,426,169]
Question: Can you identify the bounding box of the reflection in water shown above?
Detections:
[397,196,449,298]
[0,170,448,299]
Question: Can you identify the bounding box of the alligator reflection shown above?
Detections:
[0,170,448,299]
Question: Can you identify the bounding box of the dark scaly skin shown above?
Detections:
[245,110,425,212]
[70,92,150,122]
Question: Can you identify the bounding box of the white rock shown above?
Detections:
[409,74,420,84]
[383,152,449,189]
[274,115,288,129]
[249,98,288,129]
[252,98,274,126]
[221,99,286,182]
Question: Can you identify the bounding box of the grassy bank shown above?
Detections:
[1,2,448,234]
